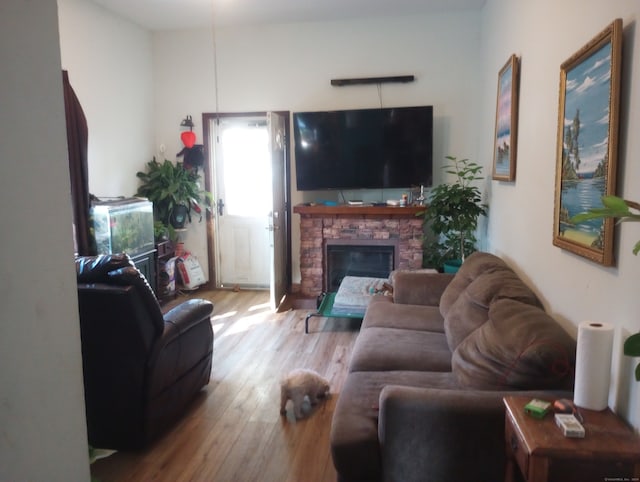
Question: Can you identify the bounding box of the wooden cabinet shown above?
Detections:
[504,396,640,482]
[130,249,157,294]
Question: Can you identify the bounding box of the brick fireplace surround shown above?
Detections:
[293,204,425,297]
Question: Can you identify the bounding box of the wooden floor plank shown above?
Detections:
[91,289,359,482]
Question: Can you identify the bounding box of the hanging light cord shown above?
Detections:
[211,0,220,115]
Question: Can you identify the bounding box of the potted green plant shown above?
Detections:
[135,157,211,240]
[422,155,488,272]
[571,195,640,379]
[153,220,169,241]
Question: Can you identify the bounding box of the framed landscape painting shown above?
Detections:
[553,19,622,266]
[492,54,520,182]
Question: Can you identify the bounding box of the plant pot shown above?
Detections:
[443,259,463,273]
[170,204,189,229]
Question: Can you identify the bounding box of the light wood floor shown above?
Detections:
[91,289,361,482]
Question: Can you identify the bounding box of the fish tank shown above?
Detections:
[90,197,155,256]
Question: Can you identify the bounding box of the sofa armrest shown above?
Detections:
[378,387,505,482]
[392,272,455,306]
[378,386,572,482]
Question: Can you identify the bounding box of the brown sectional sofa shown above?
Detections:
[330,252,576,482]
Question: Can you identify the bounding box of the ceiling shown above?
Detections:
[89,0,487,31]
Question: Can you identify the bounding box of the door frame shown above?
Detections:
[201,111,292,293]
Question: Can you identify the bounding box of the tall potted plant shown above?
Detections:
[571,195,640,379]
[136,157,211,240]
[422,156,488,272]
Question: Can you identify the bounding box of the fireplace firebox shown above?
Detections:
[325,240,397,292]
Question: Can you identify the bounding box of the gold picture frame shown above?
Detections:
[492,54,520,182]
[553,19,622,266]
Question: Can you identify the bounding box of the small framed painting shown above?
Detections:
[492,54,520,182]
[553,19,622,266]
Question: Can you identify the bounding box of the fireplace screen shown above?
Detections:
[325,244,395,292]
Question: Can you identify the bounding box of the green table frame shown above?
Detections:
[304,292,365,334]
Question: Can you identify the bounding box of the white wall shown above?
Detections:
[152,28,218,274]
[57,0,154,198]
[479,0,640,428]
[153,12,483,282]
[0,0,91,480]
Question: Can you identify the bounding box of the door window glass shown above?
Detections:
[220,124,271,217]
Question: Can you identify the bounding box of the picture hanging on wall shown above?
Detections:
[492,54,520,182]
[553,19,622,266]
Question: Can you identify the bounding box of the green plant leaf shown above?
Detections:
[621,334,640,382]
[623,333,640,357]
[570,197,640,258]
[571,195,640,224]
[602,195,630,211]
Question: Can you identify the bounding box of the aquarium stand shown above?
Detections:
[130,249,157,294]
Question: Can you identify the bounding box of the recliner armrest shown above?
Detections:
[147,299,214,397]
[162,299,214,343]
[392,272,455,306]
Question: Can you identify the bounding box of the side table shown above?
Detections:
[504,395,640,482]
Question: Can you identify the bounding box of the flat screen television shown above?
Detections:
[293,105,433,191]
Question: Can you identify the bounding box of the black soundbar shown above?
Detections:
[330,75,415,86]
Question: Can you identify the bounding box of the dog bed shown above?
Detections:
[332,276,388,315]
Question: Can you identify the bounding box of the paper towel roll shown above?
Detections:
[573,321,614,411]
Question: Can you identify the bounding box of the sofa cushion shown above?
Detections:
[349,327,451,373]
[361,297,445,333]
[465,269,542,309]
[439,252,511,318]
[392,270,454,306]
[452,298,576,390]
[443,269,543,351]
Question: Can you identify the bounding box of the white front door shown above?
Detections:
[214,116,271,288]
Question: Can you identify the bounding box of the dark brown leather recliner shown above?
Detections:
[75,253,214,450]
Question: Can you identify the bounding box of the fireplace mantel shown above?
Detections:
[295,203,425,296]
[293,204,424,217]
